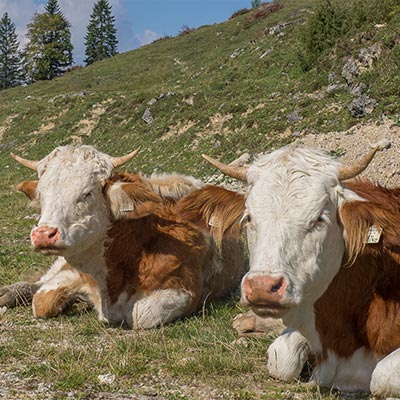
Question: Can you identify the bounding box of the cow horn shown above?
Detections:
[202,154,248,181]
[10,153,39,171]
[338,147,378,181]
[112,148,140,168]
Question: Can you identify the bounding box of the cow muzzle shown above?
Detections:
[241,274,290,318]
[31,225,63,253]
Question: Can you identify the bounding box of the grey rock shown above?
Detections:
[328,72,336,84]
[259,48,273,59]
[349,82,367,96]
[287,109,301,122]
[326,83,347,94]
[359,43,381,68]
[142,108,154,124]
[348,95,377,118]
[342,58,360,85]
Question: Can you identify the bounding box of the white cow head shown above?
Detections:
[203,147,377,319]
[12,145,138,257]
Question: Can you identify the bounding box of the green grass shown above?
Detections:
[0,0,397,397]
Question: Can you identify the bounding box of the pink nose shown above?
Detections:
[242,275,287,306]
[31,226,60,248]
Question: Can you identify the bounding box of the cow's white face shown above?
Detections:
[31,146,114,256]
[241,148,363,318]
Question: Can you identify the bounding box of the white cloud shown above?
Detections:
[135,29,160,46]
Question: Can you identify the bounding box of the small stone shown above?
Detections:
[97,373,115,385]
[142,108,154,124]
[230,337,249,347]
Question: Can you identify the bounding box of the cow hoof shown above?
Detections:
[0,282,35,307]
[233,310,285,337]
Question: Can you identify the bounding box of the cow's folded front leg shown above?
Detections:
[267,328,310,382]
[33,263,102,319]
[370,348,400,398]
[130,289,194,329]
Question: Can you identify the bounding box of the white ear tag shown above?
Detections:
[365,225,382,244]
[208,214,221,227]
[120,206,134,212]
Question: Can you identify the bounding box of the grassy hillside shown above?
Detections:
[0,0,399,397]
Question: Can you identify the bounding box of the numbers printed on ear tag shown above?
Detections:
[365,225,383,244]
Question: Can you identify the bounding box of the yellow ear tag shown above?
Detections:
[365,225,383,244]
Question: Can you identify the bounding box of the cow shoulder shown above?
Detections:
[105,173,162,219]
[147,172,204,200]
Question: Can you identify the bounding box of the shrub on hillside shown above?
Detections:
[179,25,194,36]
[247,2,284,22]
[229,8,251,19]
[299,0,399,71]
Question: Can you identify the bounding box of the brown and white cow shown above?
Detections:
[203,147,400,398]
[4,145,245,329]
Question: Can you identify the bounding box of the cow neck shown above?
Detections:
[283,305,322,353]
[104,215,158,304]
[63,241,108,293]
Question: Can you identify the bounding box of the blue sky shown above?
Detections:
[0,0,252,65]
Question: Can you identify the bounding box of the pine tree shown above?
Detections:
[0,13,24,89]
[24,0,73,81]
[84,0,118,66]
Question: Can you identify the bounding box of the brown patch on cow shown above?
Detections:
[103,173,244,311]
[314,179,400,362]
[16,180,38,200]
[33,287,71,318]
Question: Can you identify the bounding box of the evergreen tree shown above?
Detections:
[0,12,24,89]
[84,0,118,66]
[24,0,73,81]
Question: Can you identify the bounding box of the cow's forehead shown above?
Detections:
[37,145,113,182]
[246,147,342,219]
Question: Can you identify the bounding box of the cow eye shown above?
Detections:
[312,214,327,229]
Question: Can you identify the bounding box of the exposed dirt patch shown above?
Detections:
[76,99,115,136]
[0,114,19,140]
[293,117,400,187]
[160,120,195,141]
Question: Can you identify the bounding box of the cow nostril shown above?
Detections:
[270,278,284,293]
[48,229,58,239]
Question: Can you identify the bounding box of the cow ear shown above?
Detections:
[16,180,38,200]
[340,199,400,265]
[176,185,246,245]
[106,181,161,220]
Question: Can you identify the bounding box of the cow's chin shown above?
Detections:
[250,305,289,319]
[34,246,66,256]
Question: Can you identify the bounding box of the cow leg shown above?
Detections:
[33,260,104,320]
[131,289,193,329]
[0,256,68,308]
[0,282,38,307]
[370,348,400,398]
[267,328,310,382]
